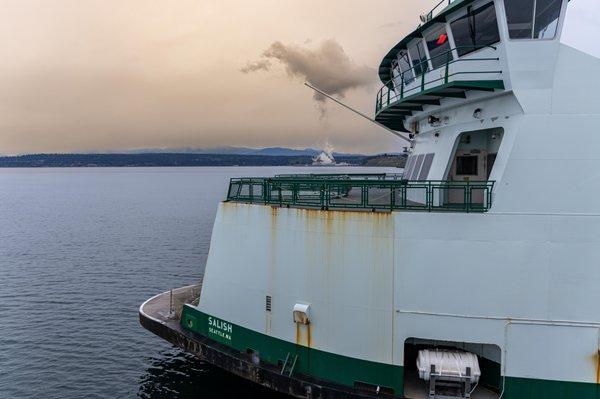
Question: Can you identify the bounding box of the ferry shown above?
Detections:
[140,0,600,398]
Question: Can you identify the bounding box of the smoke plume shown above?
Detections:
[239,59,271,73]
[241,39,377,116]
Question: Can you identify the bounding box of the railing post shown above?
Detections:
[421,71,426,92]
[465,182,471,213]
[428,182,433,212]
[264,180,269,203]
[444,53,450,84]
[293,183,298,204]
[400,73,405,99]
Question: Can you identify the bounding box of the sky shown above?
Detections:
[0,0,597,155]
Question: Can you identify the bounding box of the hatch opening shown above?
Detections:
[445,127,503,205]
[404,338,501,399]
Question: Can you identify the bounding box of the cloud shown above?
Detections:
[242,39,377,116]
[239,59,271,73]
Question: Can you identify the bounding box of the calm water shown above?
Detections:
[0,166,394,398]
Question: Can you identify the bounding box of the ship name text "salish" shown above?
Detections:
[208,316,233,340]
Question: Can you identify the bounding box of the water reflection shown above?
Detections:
[138,348,287,398]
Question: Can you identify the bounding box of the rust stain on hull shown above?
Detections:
[295,323,312,348]
[596,349,600,384]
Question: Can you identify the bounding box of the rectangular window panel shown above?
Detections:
[398,51,414,83]
[456,155,479,176]
[403,156,415,179]
[426,25,453,69]
[534,0,562,39]
[392,64,403,93]
[409,42,429,76]
[411,154,425,180]
[505,0,535,38]
[418,153,435,181]
[451,2,501,57]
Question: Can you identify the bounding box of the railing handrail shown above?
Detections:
[227,175,495,213]
[386,45,498,89]
[420,0,453,26]
[376,45,501,113]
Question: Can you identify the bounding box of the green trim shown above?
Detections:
[227,175,496,213]
[375,80,505,129]
[181,305,404,394]
[504,376,600,399]
[181,306,600,398]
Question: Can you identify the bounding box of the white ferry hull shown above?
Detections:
[177,202,600,398]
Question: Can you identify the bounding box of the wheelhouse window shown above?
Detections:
[408,41,429,76]
[397,51,414,83]
[505,0,562,39]
[450,2,500,57]
[426,25,453,69]
[391,59,402,91]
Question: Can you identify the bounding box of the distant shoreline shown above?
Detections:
[0,153,406,168]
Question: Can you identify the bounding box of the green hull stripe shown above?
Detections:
[181,305,404,393]
[504,376,600,399]
[181,306,600,398]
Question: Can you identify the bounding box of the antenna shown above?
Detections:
[304,82,413,144]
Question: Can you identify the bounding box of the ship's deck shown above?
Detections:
[140,284,201,325]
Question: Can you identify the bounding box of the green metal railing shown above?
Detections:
[422,0,457,24]
[376,45,501,113]
[226,175,495,213]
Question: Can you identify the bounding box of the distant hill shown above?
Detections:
[0,153,369,168]
[92,146,364,157]
[361,154,407,168]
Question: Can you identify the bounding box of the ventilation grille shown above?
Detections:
[266,295,272,312]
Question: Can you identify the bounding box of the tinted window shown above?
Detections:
[398,51,414,83]
[391,61,403,92]
[456,156,478,175]
[409,41,429,76]
[505,0,562,39]
[418,153,435,180]
[411,154,425,180]
[426,25,453,69]
[505,0,535,38]
[403,156,415,179]
[534,0,562,39]
[451,2,501,57]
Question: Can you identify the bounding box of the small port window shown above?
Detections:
[456,156,479,176]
